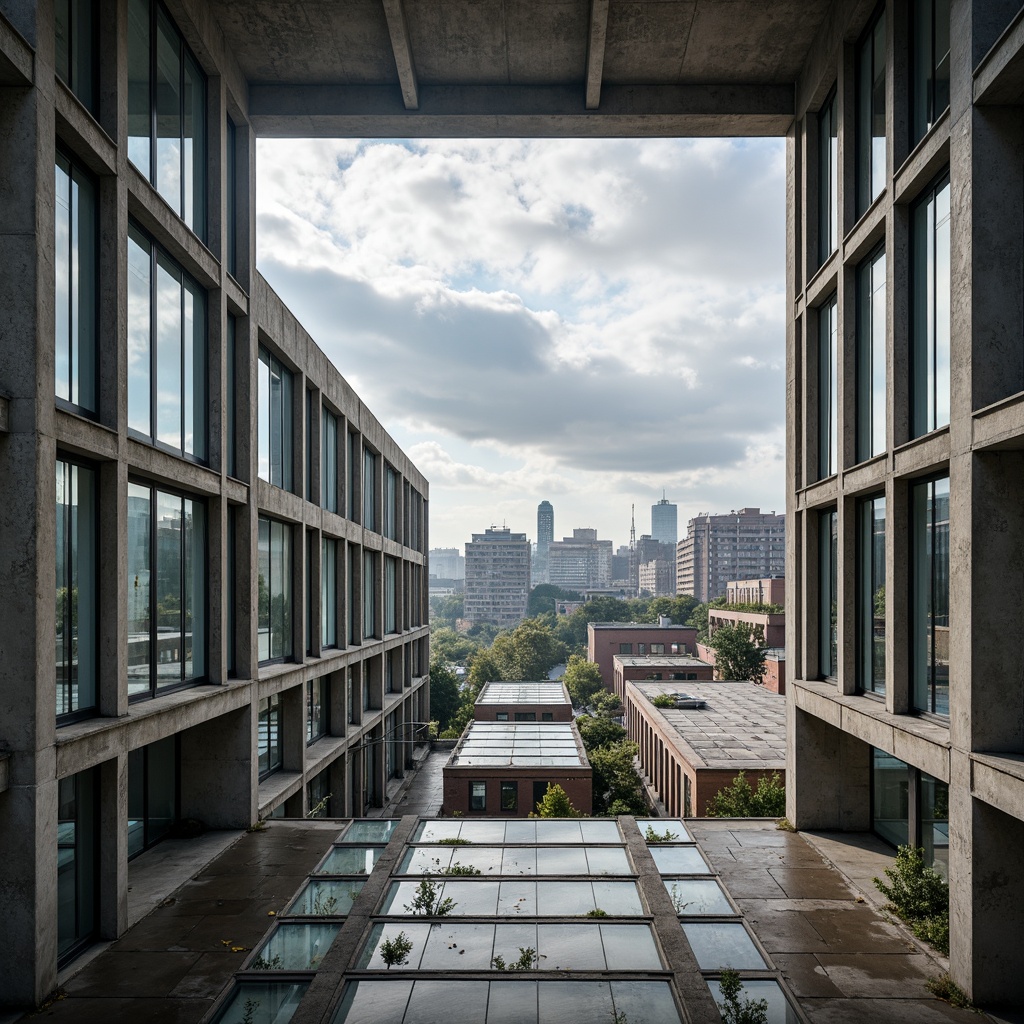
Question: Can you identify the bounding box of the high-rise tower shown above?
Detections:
[651,494,678,547]
[536,501,554,583]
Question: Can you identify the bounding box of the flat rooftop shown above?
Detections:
[475,681,569,705]
[590,621,693,629]
[449,721,586,768]
[630,680,786,770]
[615,655,709,669]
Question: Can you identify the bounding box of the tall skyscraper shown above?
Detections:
[464,527,531,627]
[651,495,678,547]
[536,500,554,583]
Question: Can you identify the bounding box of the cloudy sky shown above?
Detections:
[256,137,786,552]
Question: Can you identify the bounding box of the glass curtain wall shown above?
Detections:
[126,482,206,699]
[911,174,951,437]
[57,768,98,965]
[56,460,97,718]
[856,5,886,215]
[55,0,97,111]
[363,550,377,639]
[911,0,950,144]
[347,430,357,521]
[818,87,838,266]
[127,736,177,857]
[258,348,293,489]
[258,517,292,662]
[384,556,397,634]
[227,316,237,477]
[322,410,338,512]
[818,296,838,479]
[126,226,207,459]
[363,448,377,531]
[384,466,397,540]
[871,748,908,847]
[322,538,338,648]
[258,694,283,777]
[126,0,206,235]
[911,476,950,715]
[819,510,838,680]
[856,247,886,462]
[307,678,327,743]
[55,153,97,412]
[857,495,886,694]
[348,543,360,645]
[920,771,949,877]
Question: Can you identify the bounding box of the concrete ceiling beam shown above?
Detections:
[381,0,419,110]
[585,0,609,110]
[0,10,33,87]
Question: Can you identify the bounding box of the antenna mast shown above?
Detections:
[629,503,636,593]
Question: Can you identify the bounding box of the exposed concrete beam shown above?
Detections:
[0,9,33,87]
[585,0,609,110]
[249,82,795,139]
[381,0,419,110]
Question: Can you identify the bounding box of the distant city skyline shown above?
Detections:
[256,138,786,548]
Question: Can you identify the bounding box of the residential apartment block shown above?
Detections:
[464,527,531,628]
[0,0,428,1005]
[676,508,785,602]
[546,527,613,591]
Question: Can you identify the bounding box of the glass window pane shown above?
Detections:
[920,772,949,878]
[155,491,183,688]
[316,846,383,875]
[291,878,363,917]
[665,879,734,916]
[650,845,710,874]
[155,7,182,216]
[681,922,767,971]
[538,981,610,1023]
[184,280,205,457]
[872,747,909,848]
[127,229,152,436]
[858,496,886,694]
[709,979,799,1024]
[537,923,604,969]
[420,922,494,969]
[214,981,308,1024]
[590,881,644,916]
[611,981,682,1024]
[599,924,662,969]
[183,53,205,235]
[406,979,489,1023]
[127,482,152,697]
[535,847,588,875]
[818,88,838,264]
[584,847,631,875]
[127,0,151,176]
[155,256,182,449]
[255,922,340,971]
[497,880,537,916]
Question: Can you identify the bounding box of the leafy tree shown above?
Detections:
[466,621,501,644]
[591,690,623,717]
[576,714,627,751]
[429,626,481,666]
[429,593,464,627]
[589,740,647,815]
[467,648,503,689]
[428,661,462,729]
[533,783,581,817]
[528,584,582,617]
[644,594,700,625]
[491,619,567,680]
[686,602,710,641]
[705,770,786,818]
[563,654,604,708]
[706,622,767,682]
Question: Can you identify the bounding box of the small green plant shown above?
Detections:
[249,952,283,970]
[586,907,608,917]
[436,837,472,845]
[717,970,769,1024]
[706,770,786,818]
[241,997,261,1024]
[652,693,676,708]
[610,1010,630,1024]
[926,973,977,1010]
[644,825,680,843]
[873,845,949,955]
[491,946,539,970]
[307,792,332,818]
[310,890,339,916]
[379,930,414,969]
[775,817,795,831]
[669,884,688,914]
[441,862,481,875]
[403,876,456,916]
[246,817,268,833]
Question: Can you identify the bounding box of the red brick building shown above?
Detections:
[442,722,592,817]
[612,655,714,702]
[587,619,699,692]
[624,680,785,817]
[473,681,573,723]
[725,576,785,606]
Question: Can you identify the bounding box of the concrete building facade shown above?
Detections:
[638,557,676,597]
[463,527,530,628]
[676,509,786,603]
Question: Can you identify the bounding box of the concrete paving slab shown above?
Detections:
[801,996,978,1022]
[733,899,832,953]
[769,953,846,998]
[27,996,212,1023]
[815,952,943,998]
[168,952,250,999]
[801,906,916,955]
[713,866,788,898]
[767,866,857,899]
[63,952,202,998]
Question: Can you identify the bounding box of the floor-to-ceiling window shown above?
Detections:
[910,0,950,145]
[818,86,838,266]
[911,173,951,438]
[322,409,338,512]
[258,348,293,490]
[348,543,360,645]
[363,447,377,531]
[307,678,327,743]
[819,510,838,680]
[258,694,283,777]
[322,537,337,648]
[383,465,397,540]
[57,768,98,966]
[872,748,908,848]
[818,295,838,479]
[55,153,97,413]
[55,0,97,112]
[384,556,397,635]
[911,476,950,715]
[856,4,886,215]
[856,247,886,462]
[126,0,206,235]
[857,495,886,695]
[127,483,206,699]
[363,550,377,640]
[257,516,292,662]
[347,430,357,521]
[56,459,97,719]
[127,736,178,857]
[127,226,207,460]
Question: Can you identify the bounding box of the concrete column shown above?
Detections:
[98,754,127,939]
[282,684,305,773]
[179,705,254,828]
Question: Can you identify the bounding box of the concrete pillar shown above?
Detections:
[179,705,254,828]
[98,755,127,939]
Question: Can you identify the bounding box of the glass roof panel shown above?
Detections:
[599,924,662,969]
[254,922,340,971]
[534,820,583,843]
[611,980,682,1023]
[500,848,537,875]
[493,923,538,964]
[317,846,383,875]
[534,881,595,916]
[332,979,412,1024]
[413,820,463,842]
[419,922,495,969]
[357,922,431,969]
[498,880,537,916]
[584,847,632,875]
[405,979,490,1023]
[682,922,768,971]
[341,820,399,843]
[537,980,611,1023]
[504,820,538,843]
[451,820,508,843]
[591,880,645,916]
[636,819,693,842]
[486,980,538,1024]
[580,820,621,842]
[708,979,799,1024]
[536,923,604,970]
[650,846,711,874]
[438,880,502,915]
[290,879,363,916]
[665,879,734,916]
[214,981,308,1024]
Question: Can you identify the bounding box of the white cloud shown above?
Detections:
[256,137,786,548]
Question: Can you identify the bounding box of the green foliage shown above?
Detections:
[429,593,464,628]
[379,930,414,969]
[428,661,462,729]
[403,877,456,916]
[467,648,503,690]
[429,626,482,666]
[310,891,339,915]
[307,792,332,819]
[651,693,676,708]
[576,714,627,751]
[706,771,786,818]
[563,653,605,708]
[586,908,608,917]
[706,623,767,682]
[687,601,711,641]
[644,825,680,843]
[926,973,976,1010]
[249,952,283,970]
[491,947,539,970]
[873,846,949,955]
[591,690,623,717]
[528,584,583,617]
[589,740,646,815]
[717,970,769,1024]
[490,619,568,680]
[436,837,472,845]
[241,998,261,1024]
[533,783,581,818]
[441,862,481,875]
